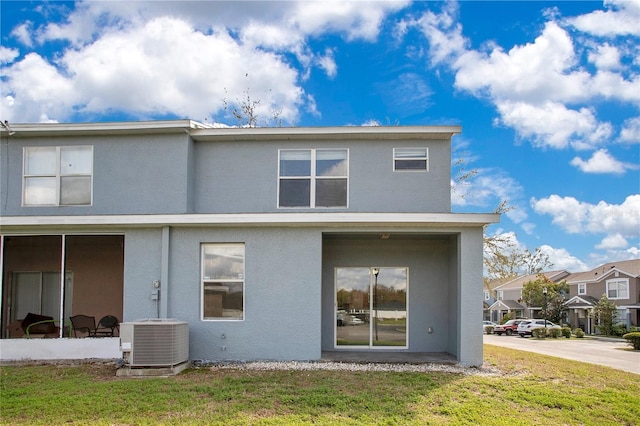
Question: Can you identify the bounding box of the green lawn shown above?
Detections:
[1,345,638,425]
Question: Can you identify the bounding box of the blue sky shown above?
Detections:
[1,1,639,272]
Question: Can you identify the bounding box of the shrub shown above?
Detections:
[562,327,572,338]
[622,332,640,350]
[485,326,495,335]
[574,328,585,338]
[532,328,547,338]
[549,328,562,338]
[612,324,628,337]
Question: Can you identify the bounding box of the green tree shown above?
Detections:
[521,274,568,324]
[590,294,618,336]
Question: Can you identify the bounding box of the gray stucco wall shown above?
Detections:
[124,226,324,362]
[191,138,452,213]
[1,133,193,216]
[321,234,456,353]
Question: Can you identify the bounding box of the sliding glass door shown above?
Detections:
[335,267,407,348]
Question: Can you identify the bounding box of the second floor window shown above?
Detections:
[23,146,93,206]
[578,283,586,295]
[606,279,629,299]
[278,149,348,208]
[497,290,504,300]
[394,147,428,171]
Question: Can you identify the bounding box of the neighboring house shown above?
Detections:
[0,120,498,366]
[483,277,511,321]
[488,271,571,322]
[566,259,640,333]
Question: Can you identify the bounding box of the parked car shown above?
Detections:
[493,319,528,336]
[483,321,497,333]
[517,319,561,337]
[348,316,364,325]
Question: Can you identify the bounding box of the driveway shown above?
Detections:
[484,334,639,375]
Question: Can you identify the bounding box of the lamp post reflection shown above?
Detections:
[373,268,379,342]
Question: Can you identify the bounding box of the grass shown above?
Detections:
[1,345,639,425]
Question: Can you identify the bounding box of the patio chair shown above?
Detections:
[70,314,98,337]
[95,315,119,337]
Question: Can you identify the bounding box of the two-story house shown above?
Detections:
[488,271,571,322]
[0,120,498,366]
[566,259,640,333]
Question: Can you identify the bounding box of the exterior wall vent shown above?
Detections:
[120,319,189,367]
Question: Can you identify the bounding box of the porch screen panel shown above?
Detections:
[12,272,41,321]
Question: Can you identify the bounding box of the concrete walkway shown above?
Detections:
[484,334,639,375]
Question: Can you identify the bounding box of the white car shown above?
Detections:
[348,316,364,325]
[483,320,497,333]
[517,319,561,337]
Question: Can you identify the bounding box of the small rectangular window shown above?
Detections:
[394,147,428,171]
[201,244,245,320]
[578,283,586,295]
[497,290,504,300]
[23,146,93,206]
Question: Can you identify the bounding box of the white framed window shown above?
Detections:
[606,278,629,300]
[278,149,348,208]
[201,243,245,320]
[23,146,93,206]
[497,290,504,300]
[484,290,490,301]
[393,147,428,171]
[578,283,586,295]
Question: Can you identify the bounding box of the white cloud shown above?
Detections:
[496,101,612,150]
[10,22,33,47]
[412,5,638,151]
[532,194,640,238]
[570,149,639,174]
[595,233,629,250]
[0,46,19,65]
[2,1,408,124]
[317,48,338,79]
[588,43,621,70]
[538,245,588,272]
[566,0,640,37]
[619,116,640,144]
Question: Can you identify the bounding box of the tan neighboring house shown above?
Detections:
[487,270,571,323]
[566,259,640,334]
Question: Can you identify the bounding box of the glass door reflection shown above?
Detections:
[335,267,407,348]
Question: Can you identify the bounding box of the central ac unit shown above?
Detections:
[120,319,189,367]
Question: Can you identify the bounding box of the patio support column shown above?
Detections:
[58,234,66,338]
[160,226,170,318]
[458,227,484,366]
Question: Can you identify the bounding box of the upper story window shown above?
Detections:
[578,283,587,295]
[606,278,629,300]
[484,290,490,301]
[23,146,93,206]
[201,243,245,320]
[278,149,348,208]
[497,290,504,300]
[394,147,428,171]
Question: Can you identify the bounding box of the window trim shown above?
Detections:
[393,147,429,172]
[497,290,504,300]
[484,290,490,301]
[606,278,629,300]
[200,243,245,321]
[577,283,586,295]
[22,146,93,207]
[277,148,349,209]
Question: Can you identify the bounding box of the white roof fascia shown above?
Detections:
[0,212,499,230]
[1,121,460,140]
[0,120,209,137]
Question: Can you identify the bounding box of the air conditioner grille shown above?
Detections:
[121,320,189,367]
